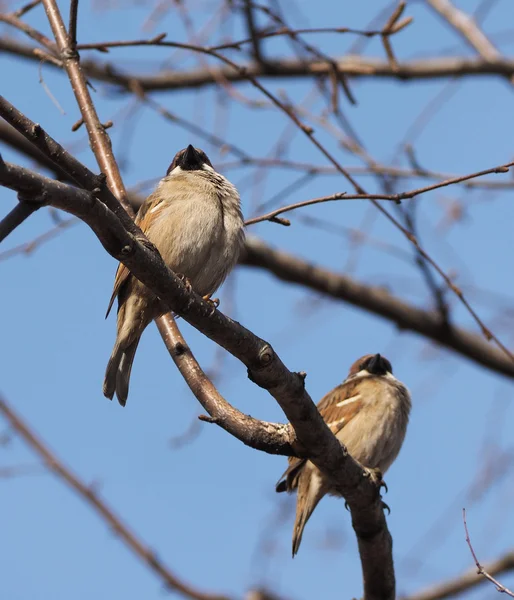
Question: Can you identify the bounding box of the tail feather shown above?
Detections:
[103,337,140,407]
[103,343,123,401]
[115,338,140,407]
[291,469,324,557]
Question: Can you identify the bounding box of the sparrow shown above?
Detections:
[276,353,411,556]
[103,145,245,406]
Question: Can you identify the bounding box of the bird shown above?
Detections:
[103,145,245,406]
[276,353,411,556]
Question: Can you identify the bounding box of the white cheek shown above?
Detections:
[384,372,399,383]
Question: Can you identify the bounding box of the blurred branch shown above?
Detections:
[4,37,514,91]
[0,395,232,600]
[402,549,514,600]
[241,237,514,380]
[3,118,514,191]
[3,8,513,360]
[426,0,503,62]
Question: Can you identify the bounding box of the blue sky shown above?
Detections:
[1,1,514,599]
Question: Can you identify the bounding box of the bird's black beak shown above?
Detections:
[367,353,389,375]
[179,145,203,170]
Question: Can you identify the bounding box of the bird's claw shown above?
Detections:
[177,273,193,293]
[381,500,391,515]
[202,294,220,316]
[364,467,384,486]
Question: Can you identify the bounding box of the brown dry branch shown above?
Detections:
[0,153,395,600]
[427,0,504,63]
[402,549,514,600]
[0,214,77,261]
[16,0,511,371]
[245,158,514,226]
[0,395,232,600]
[463,509,514,598]
[0,200,40,243]
[2,202,513,382]
[13,0,42,18]
[5,36,514,92]
[66,33,512,364]
[1,106,513,380]
[41,0,129,210]
[241,238,514,379]
[37,0,276,472]
[220,158,514,190]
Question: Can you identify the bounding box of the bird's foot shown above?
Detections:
[176,273,193,293]
[363,467,390,513]
[364,467,387,492]
[202,294,220,316]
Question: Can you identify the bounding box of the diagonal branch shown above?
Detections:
[0,156,395,600]
[241,237,514,379]
[0,394,232,600]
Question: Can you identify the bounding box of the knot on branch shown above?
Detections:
[173,342,188,357]
[247,344,276,387]
[120,242,134,257]
[61,48,80,61]
[258,344,274,367]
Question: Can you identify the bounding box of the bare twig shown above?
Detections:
[245,158,514,225]
[462,509,514,597]
[241,237,514,379]
[68,0,79,49]
[402,549,514,600]
[0,201,40,244]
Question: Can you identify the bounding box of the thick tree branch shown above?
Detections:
[0,157,395,600]
[0,395,232,600]
[2,111,513,382]
[156,315,297,456]
[241,237,514,380]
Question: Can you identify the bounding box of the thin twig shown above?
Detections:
[402,549,514,600]
[68,0,79,49]
[0,202,40,244]
[463,508,514,597]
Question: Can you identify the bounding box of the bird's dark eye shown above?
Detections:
[360,358,372,371]
[167,151,185,175]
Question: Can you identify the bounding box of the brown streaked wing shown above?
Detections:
[105,192,164,318]
[317,379,364,435]
[105,262,131,318]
